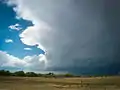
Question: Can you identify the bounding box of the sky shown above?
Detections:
[0,0,120,75]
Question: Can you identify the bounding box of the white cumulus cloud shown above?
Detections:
[24,48,32,51]
[9,23,22,31]
[5,39,13,43]
[0,50,47,71]
[0,51,26,68]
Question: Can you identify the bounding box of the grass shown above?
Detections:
[0,76,120,90]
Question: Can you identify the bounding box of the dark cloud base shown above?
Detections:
[48,58,120,75]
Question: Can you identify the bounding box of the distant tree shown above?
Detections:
[64,73,74,77]
[14,71,25,76]
[37,73,43,77]
[0,70,76,77]
[26,72,38,77]
[47,72,54,76]
[43,72,55,78]
[0,70,11,76]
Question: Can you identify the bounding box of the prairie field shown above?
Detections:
[0,76,120,90]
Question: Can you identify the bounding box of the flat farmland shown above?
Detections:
[0,76,120,90]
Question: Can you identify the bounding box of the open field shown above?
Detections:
[0,76,120,90]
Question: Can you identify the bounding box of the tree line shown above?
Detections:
[0,70,74,77]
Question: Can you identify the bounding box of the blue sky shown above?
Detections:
[0,1,44,59]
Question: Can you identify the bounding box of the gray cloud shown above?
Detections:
[8,0,120,75]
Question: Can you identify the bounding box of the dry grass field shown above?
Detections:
[0,76,120,90]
